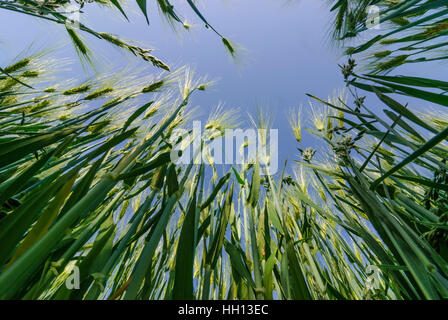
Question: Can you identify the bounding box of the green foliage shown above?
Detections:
[0,0,446,300]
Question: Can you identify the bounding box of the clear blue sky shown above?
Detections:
[1,0,345,173]
[2,0,445,174]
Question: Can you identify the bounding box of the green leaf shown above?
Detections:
[172,193,197,300]
[110,0,129,21]
[200,173,230,210]
[232,167,245,186]
[136,0,149,24]
[371,125,448,189]
[247,158,260,208]
[224,239,255,288]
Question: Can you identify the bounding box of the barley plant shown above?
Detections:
[0,0,447,300]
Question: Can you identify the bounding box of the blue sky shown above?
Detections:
[2,0,446,175]
[1,0,346,174]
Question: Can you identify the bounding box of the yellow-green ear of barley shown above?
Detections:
[102,96,122,108]
[63,84,90,95]
[98,32,125,48]
[222,38,235,57]
[379,38,398,45]
[338,110,344,127]
[30,100,51,112]
[66,28,89,56]
[144,105,159,119]
[377,55,408,71]
[1,95,17,106]
[1,78,20,91]
[3,58,31,73]
[293,126,302,142]
[142,80,164,93]
[373,50,392,59]
[84,88,113,100]
[345,47,356,55]
[390,17,410,26]
[64,101,82,108]
[20,71,39,78]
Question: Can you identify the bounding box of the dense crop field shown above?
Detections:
[0,0,447,300]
